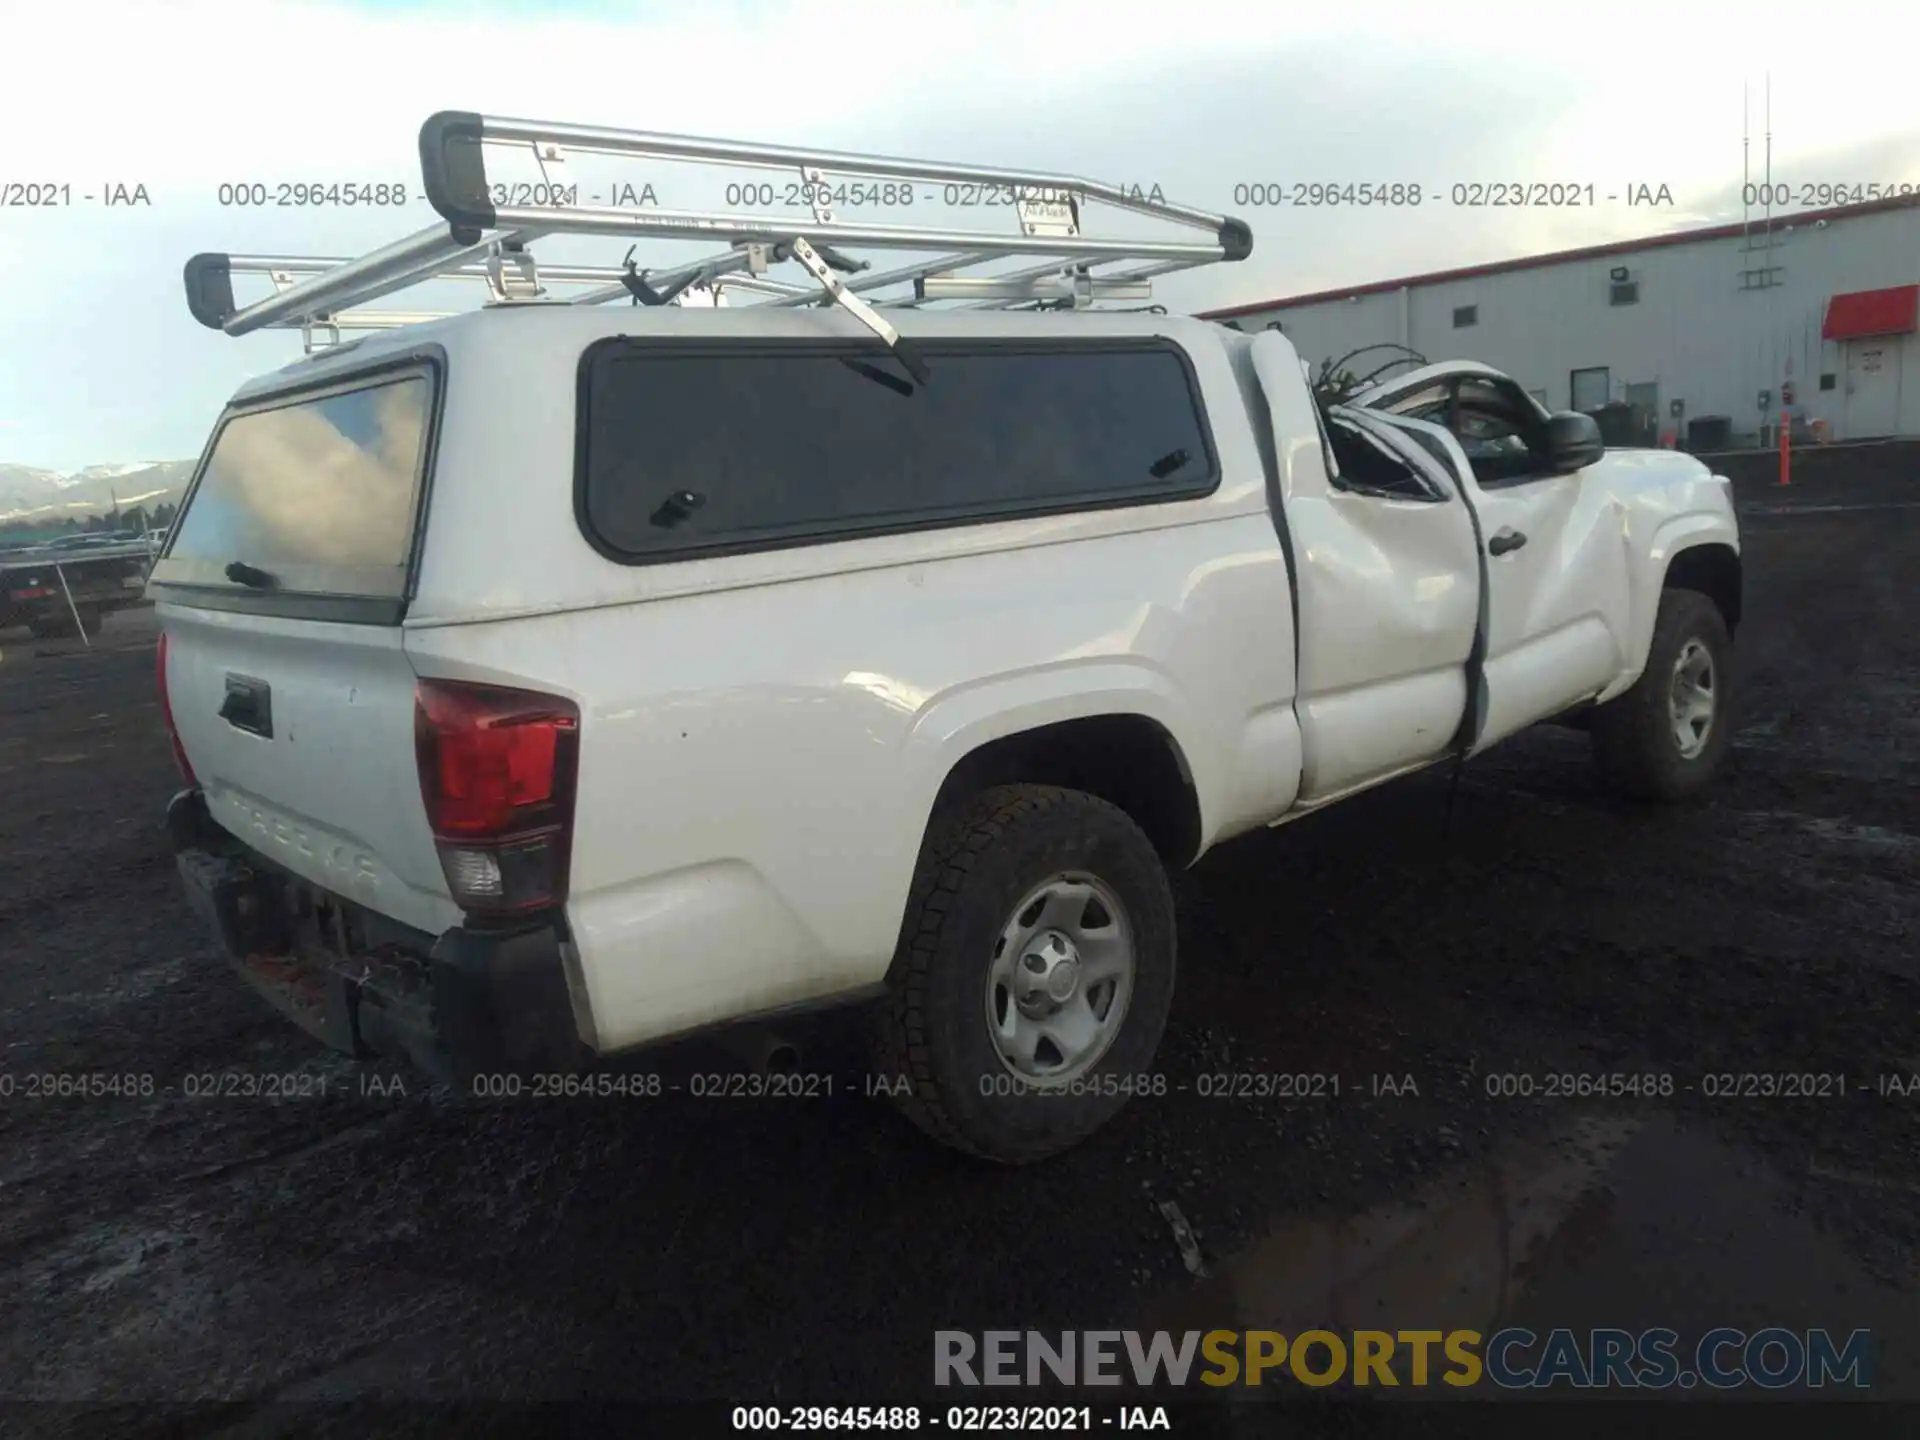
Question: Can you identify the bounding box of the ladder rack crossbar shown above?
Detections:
[959,258,1211,311]
[231,254,638,286]
[268,311,455,331]
[423,111,1234,234]
[761,251,1002,309]
[474,202,1226,259]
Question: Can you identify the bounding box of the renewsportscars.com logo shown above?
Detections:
[934,1328,1874,1390]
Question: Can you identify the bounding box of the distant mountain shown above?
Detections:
[0,460,196,523]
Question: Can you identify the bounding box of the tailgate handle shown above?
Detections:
[219,674,273,739]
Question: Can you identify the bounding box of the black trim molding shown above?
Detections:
[184,253,236,330]
[418,111,497,231]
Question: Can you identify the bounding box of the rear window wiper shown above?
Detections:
[225,560,278,589]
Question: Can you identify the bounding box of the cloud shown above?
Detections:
[1,0,1916,470]
[181,378,425,574]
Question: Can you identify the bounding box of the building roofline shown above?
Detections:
[1199,191,1920,320]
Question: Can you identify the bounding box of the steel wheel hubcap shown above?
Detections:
[1669,638,1716,759]
[987,874,1134,1084]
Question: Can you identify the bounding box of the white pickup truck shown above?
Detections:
[158,113,1740,1163]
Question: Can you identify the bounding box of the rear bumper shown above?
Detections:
[168,787,585,1083]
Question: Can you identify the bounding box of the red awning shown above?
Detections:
[1822,284,1919,341]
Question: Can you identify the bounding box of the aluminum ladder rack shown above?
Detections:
[183,110,1252,355]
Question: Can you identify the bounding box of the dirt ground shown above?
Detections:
[0,481,1914,1435]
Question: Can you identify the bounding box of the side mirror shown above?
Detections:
[1544,411,1604,473]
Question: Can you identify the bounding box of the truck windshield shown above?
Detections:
[154,371,433,602]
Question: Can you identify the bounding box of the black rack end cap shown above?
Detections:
[1219,216,1253,263]
[419,111,497,231]
[183,252,235,330]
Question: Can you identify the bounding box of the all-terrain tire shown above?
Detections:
[1592,587,1734,802]
[870,784,1177,1164]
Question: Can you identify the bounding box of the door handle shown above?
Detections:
[1488,528,1528,556]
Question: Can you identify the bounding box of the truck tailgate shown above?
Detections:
[147,358,456,937]
[163,606,457,936]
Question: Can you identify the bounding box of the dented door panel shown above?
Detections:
[1355,403,1634,752]
[1249,335,1481,803]
[1466,476,1633,748]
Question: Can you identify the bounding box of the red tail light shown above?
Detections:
[156,631,197,784]
[414,678,580,917]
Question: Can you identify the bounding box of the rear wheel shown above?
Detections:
[1592,588,1733,801]
[871,784,1177,1164]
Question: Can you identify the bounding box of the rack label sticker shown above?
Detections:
[1017,192,1080,237]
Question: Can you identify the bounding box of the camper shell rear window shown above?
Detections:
[150,356,442,623]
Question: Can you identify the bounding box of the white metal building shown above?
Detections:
[1202,195,1920,448]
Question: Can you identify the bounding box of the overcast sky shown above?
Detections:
[2,0,1916,471]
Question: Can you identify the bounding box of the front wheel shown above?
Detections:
[1591,587,1734,801]
[871,784,1177,1164]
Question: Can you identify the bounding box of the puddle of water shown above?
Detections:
[1149,1116,1640,1340]
[1734,718,1785,751]
[1798,818,1920,857]
[1731,810,1920,858]
[47,956,186,1010]
[1743,502,1920,516]
[1141,1112,1916,1399]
